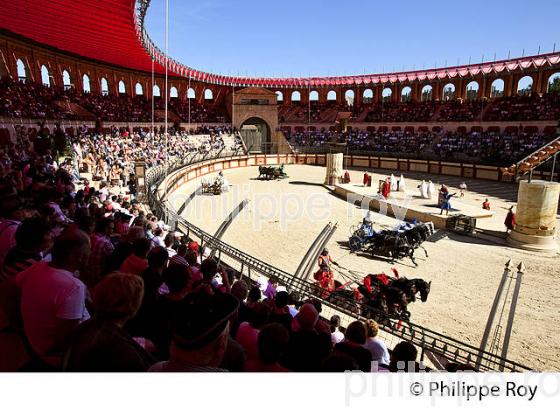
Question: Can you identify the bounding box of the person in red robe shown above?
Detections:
[343,170,351,184]
[381,178,391,199]
[505,206,516,232]
[363,172,369,186]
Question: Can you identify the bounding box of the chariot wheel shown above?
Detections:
[349,235,363,252]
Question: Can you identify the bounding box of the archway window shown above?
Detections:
[517,76,533,96]
[345,90,355,105]
[327,90,337,101]
[187,87,196,99]
[40,65,50,87]
[547,72,560,93]
[466,81,479,100]
[291,91,301,102]
[309,90,319,102]
[382,87,392,102]
[275,91,283,102]
[82,74,91,93]
[490,79,504,98]
[63,70,72,90]
[170,86,179,98]
[401,86,412,102]
[16,59,26,83]
[442,83,455,101]
[204,89,213,100]
[153,85,161,97]
[135,82,144,96]
[118,80,126,94]
[100,78,109,96]
[421,85,433,102]
[363,89,373,103]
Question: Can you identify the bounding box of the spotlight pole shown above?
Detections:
[188,75,191,132]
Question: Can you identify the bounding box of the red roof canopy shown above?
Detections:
[1,0,559,88]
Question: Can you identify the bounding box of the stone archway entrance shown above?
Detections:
[240,117,271,153]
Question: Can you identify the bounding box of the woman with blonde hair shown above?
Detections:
[363,319,390,370]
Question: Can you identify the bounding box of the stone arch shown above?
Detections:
[204,88,213,100]
[118,80,126,94]
[82,74,91,93]
[63,70,72,89]
[442,83,455,101]
[170,86,179,98]
[16,59,26,82]
[239,116,272,153]
[382,87,392,102]
[345,89,355,105]
[490,79,504,98]
[135,82,144,96]
[401,86,412,102]
[327,90,337,101]
[517,76,533,96]
[275,90,283,102]
[421,85,433,101]
[363,88,373,103]
[547,72,560,93]
[153,84,161,97]
[291,90,301,102]
[40,65,50,86]
[187,87,196,99]
[309,90,319,101]
[100,78,109,95]
[466,81,479,100]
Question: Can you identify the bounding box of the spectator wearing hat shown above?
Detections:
[63,273,155,371]
[149,291,239,372]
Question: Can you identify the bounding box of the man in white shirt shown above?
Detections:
[16,228,91,367]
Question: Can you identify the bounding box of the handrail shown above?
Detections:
[145,154,532,372]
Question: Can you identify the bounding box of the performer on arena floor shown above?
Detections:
[505,206,516,233]
[390,174,398,191]
[482,198,491,210]
[427,180,435,199]
[363,172,369,186]
[314,248,338,295]
[440,191,456,215]
[343,170,351,184]
[381,177,391,199]
[418,180,429,199]
[398,174,406,192]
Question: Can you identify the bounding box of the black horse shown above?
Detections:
[369,232,417,266]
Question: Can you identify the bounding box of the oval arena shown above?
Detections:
[1,0,560,378]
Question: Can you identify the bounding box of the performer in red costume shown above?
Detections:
[381,177,391,199]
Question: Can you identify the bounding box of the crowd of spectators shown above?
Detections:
[0,123,425,373]
[2,76,559,124]
[286,127,555,165]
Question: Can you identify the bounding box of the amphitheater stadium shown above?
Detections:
[0,0,559,375]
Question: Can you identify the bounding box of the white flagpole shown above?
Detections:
[165,0,169,158]
[151,57,154,137]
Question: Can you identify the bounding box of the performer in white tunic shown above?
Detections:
[390,174,398,191]
[398,174,406,192]
[427,180,435,199]
[419,180,429,198]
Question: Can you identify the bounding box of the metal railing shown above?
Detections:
[145,154,532,372]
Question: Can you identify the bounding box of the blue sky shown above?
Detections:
[145,0,560,77]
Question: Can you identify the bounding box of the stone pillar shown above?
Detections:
[507,180,560,252]
[324,153,344,185]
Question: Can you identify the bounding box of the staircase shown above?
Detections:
[54,100,96,121]
[501,135,560,181]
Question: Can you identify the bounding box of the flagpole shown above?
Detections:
[151,57,154,138]
[165,0,169,159]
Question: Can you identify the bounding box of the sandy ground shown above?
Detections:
[170,164,560,371]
